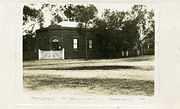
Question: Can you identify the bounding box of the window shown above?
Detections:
[89,40,92,48]
[73,39,78,49]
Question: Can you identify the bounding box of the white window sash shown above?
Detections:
[73,39,78,49]
[89,40,92,48]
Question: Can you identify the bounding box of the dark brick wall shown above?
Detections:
[36,27,98,59]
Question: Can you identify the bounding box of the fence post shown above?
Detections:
[126,50,129,57]
[50,50,53,59]
[38,49,41,60]
[62,48,64,59]
[122,51,124,57]
[137,49,140,56]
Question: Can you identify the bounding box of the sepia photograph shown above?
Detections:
[23,3,155,96]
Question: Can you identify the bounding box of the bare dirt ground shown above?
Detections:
[23,55,154,96]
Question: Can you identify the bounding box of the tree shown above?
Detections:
[128,5,155,55]
[92,5,155,58]
[23,5,43,35]
[63,4,98,59]
[146,10,155,44]
[44,4,63,25]
[103,9,126,30]
[92,10,127,58]
[23,5,44,57]
[121,19,139,50]
[23,4,63,36]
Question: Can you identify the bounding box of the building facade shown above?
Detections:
[36,25,98,59]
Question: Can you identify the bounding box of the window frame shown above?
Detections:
[88,39,93,49]
[73,38,78,49]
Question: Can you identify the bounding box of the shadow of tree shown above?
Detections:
[25,65,153,71]
[23,61,98,67]
[123,58,152,62]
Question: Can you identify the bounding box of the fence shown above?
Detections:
[38,49,64,60]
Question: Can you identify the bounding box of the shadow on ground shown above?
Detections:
[24,74,154,96]
[123,57,153,62]
[23,61,98,67]
[25,65,153,71]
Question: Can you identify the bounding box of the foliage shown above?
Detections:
[92,10,128,58]
[23,4,63,35]
[63,4,98,28]
[92,5,155,57]
[23,5,43,35]
[23,5,40,25]
[129,5,155,54]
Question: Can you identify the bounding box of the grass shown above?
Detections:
[23,55,154,96]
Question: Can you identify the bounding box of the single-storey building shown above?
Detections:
[35,22,99,60]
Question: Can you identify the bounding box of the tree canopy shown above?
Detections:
[63,4,98,28]
[92,5,154,57]
[23,4,63,35]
